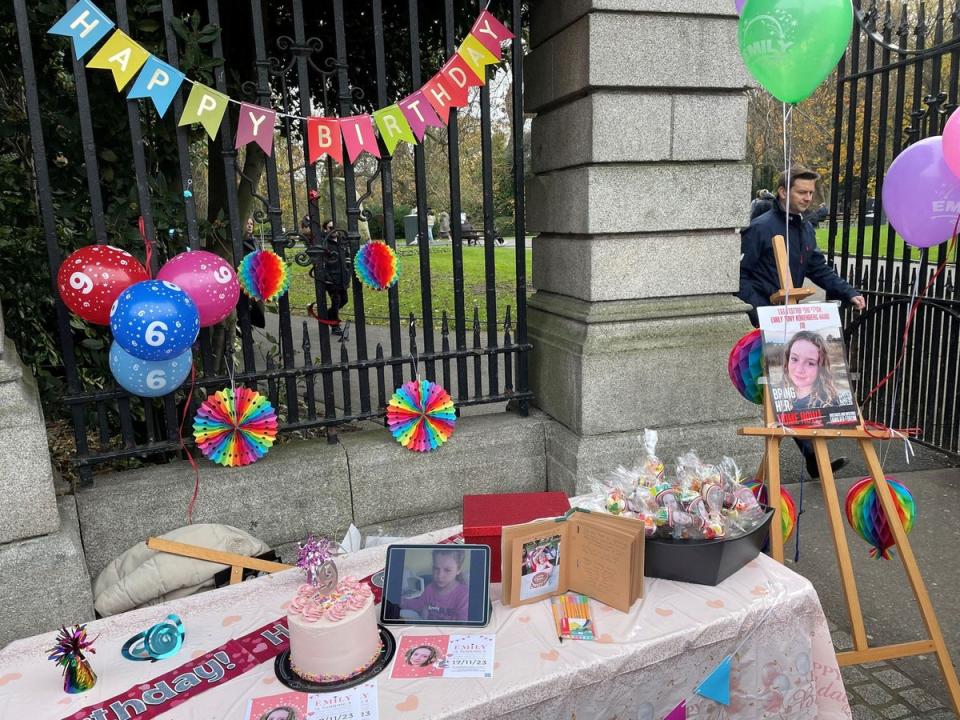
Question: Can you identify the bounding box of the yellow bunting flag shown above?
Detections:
[86,29,149,91]
[373,105,416,155]
[456,34,499,82]
[178,83,229,139]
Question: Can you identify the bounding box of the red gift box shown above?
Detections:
[463,491,571,582]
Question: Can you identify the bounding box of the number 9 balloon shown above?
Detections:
[156,250,240,327]
[109,280,200,361]
[57,245,149,325]
[738,0,854,104]
[109,342,192,397]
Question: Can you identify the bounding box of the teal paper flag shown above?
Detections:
[695,655,732,705]
[48,0,114,59]
[128,56,185,118]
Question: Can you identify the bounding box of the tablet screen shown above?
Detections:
[381,544,490,627]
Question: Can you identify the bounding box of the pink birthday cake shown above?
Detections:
[287,577,382,683]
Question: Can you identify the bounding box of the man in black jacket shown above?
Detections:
[738,166,866,478]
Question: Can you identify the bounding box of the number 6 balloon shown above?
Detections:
[109,342,192,398]
[109,280,200,361]
[57,245,149,325]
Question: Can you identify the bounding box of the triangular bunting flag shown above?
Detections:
[340,115,381,163]
[399,91,444,140]
[306,117,343,165]
[442,53,484,94]
[178,83,229,139]
[86,29,149,91]
[373,105,416,155]
[47,0,114,60]
[235,102,276,155]
[470,10,515,60]
[127,56,184,118]
[694,655,732,706]
[664,700,686,720]
[457,33,500,83]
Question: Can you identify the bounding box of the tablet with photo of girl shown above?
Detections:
[758,303,859,428]
[380,544,491,627]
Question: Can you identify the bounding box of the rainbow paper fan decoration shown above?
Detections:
[728,329,764,405]
[192,387,278,466]
[386,379,456,452]
[237,249,290,303]
[355,241,399,291]
[744,479,798,543]
[845,476,915,559]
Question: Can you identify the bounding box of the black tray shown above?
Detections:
[274,625,396,692]
[644,507,775,586]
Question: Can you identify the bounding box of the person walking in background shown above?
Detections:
[750,189,776,222]
[804,203,829,229]
[426,207,436,243]
[738,166,865,479]
[438,211,451,241]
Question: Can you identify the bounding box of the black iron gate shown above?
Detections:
[829,0,960,455]
[12,0,531,482]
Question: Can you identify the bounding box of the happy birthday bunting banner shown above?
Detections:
[47,0,115,59]
[178,83,229,139]
[399,91,444,141]
[373,105,416,155]
[127,56,184,117]
[86,30,149,91]
[457,34,500,82]
[694,655,732,705]
[340,115,381,163]
[663,700,686,720]
[307,117,343,164]
[236,102,277,155]
[470,10,515,60]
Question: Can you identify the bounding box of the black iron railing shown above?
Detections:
[13,0,532,483]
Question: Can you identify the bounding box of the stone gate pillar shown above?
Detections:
[525,0,763,492]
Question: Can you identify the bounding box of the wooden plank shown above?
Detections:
[860,440,960,713]
[146,537,292,574]
[814,438,868,652]
[740,426,885,439]
[229,565,244,585]
[837,640,937,666]
[764,437,784,563]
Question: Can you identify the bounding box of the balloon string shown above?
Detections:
[139,216,153,278]
[178,363,201,523]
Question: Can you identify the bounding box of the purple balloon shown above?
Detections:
[735,0,747,12]
[882,136,960,249]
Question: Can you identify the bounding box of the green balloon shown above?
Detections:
[738,0,853,104]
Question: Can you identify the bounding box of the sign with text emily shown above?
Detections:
[391,635,495,679]
[500,509,645,613]
[758,303,859,429]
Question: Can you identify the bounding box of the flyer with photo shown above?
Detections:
[244,682,379,720]
[519,534,561,601]
[392,634,495,679]
[758,303,859,428]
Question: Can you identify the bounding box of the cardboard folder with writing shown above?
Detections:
[500,508,644,613]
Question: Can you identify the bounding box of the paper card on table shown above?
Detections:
[470,10,515,59]
[127,56,185,118]
[245,690,309,720]
[501,509,645,612]
[392,635,494,679]
[86,29,149,91]
[307,681,379,720]
[48,0,115,60]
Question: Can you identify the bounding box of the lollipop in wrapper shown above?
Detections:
[606,488,628,515]
[719,456,767,535]
[638,429,666,486]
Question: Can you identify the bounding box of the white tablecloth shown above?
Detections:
[0,526,850,720]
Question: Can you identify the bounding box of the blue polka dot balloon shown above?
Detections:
[109,280,200,361]
[109,342,192,397]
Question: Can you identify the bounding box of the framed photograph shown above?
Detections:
[519,534,561,600]
[380,544,491,627]
[758,303,859,428]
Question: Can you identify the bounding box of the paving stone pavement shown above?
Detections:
[785,468,960,719]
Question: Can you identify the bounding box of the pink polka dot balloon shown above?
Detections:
[157,250,240,327]
[57,245,149,325]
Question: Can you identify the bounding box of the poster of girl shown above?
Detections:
[519,535,561,600]
[758,303,858,428]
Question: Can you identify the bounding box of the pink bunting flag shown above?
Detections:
[664,700,686,720]
[235,102,276,155]
[307,117,343,165]
[340,115,381,163]
[399,90,445,140]
[470,10,515,59]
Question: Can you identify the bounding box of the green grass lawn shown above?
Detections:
[288,245,534,327]
[815,225,957,262]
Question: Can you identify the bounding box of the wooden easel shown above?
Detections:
[146,537,292,585]
[738,236,960,712]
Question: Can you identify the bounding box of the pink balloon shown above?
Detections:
[881,136,960,250]
[156,250,240,327]
[943,110,960,179]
